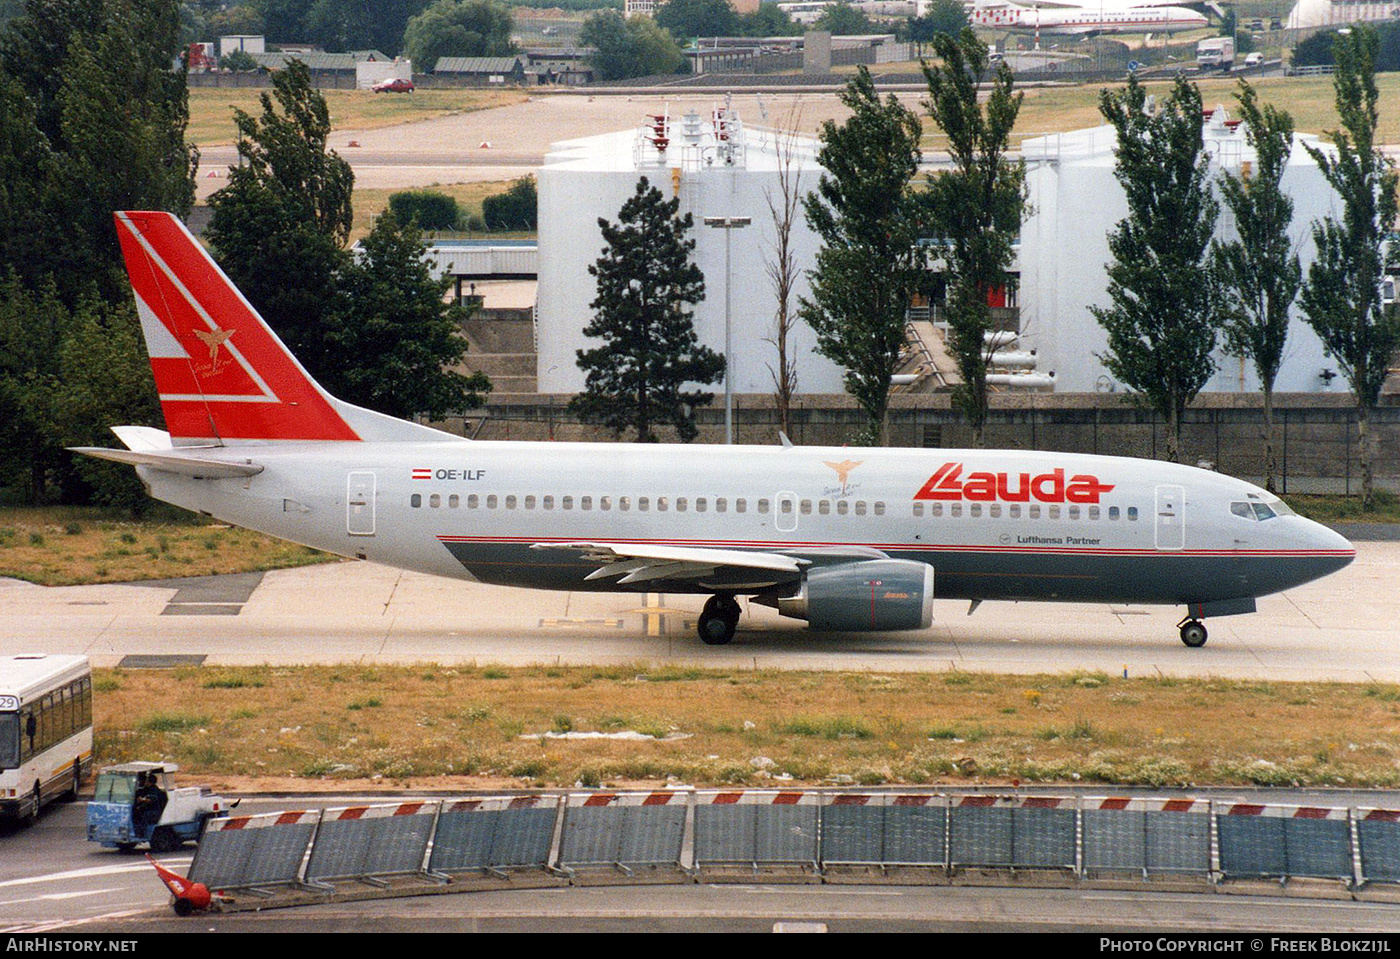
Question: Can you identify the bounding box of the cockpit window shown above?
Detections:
[1232,501,1280,522]
[1252,503,1277,521]
[1231,502,1253,519]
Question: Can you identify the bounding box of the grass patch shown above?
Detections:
[0,505,336,585]
[1285,490,1400,524]
[187,87,528,147]
[86,663,1400,790]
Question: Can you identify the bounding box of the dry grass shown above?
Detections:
[91,663,1400,793]
[186,87,529,147]
[350,180,535,244]
[0,507,332,586]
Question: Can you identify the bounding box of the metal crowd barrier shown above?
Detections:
[186,791,1400,903]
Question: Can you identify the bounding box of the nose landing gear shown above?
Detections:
[698,594,741,645]
[1178,618,1208,648]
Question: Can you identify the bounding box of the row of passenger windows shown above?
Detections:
[409,493,1141,522]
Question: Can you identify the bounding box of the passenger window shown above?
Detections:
[1049,505,1060,520]
[525,495,536,509]
[562,496,573,510]
[932,503,942,517]
[1089,506,1099,520]
[855,501,867,516]
[487,494,498,509]
[819,500,830,515]
[951,503,962,517]
[677,497,687,512]
[468,494,478,509]
[543,496,553,510]
[1009,505,1020,519]
[619,496,630,511]
[969,503,981,518]
[1127,507,1138,521]
[989,504,1001,518]
[600,496,611,511]
[874,501,885,516]
[411,494,422,508]
[430,494,440,508]
[639,497,649,511]
[581,496,591,510]
[735,498,747,513]
[657,497,667,511]
[913,503,924,517]
[1029,505,1041,520]
[779,499,792,514]
[1109,506,1119,520]
[800,500,811,515]
[506,495,517,509]
[758,499,770,514]
[836,500,849,515]
[449,494,459,509]
[716,498,727,513]
[697,498,707,512]
[1069,506,1080,520]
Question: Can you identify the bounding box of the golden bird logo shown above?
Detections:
[192,327,235,374]
[824,459,862,494]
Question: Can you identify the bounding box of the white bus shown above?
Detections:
[1,655,93,821]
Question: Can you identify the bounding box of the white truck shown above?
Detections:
[1197,37,1235,71]
[86,762,231,852]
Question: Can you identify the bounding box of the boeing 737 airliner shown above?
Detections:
[74,212,1355,647]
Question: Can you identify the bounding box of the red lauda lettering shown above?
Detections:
[915,463,1115,504]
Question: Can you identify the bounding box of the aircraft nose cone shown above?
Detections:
[1300,518,1355,574]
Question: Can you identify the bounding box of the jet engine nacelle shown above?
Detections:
[776,560,934,632]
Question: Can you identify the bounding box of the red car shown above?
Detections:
[371,77,414,93]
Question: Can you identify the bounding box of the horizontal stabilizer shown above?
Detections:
[70,446,263,479]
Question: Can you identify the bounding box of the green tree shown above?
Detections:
[389,189,462,230]
[739,3,798,37]
[305,0,430,55]
[814,1,871,35]
[402,0,515,73]
[921,27,1027,448]
[580,10,685,80]
[206,58,354,378]
[325,212,490,420]
[570,177,724,443]
[1212,80,1300,493]
[656,0,738,39]
[1298,27,1400,511]
[1093,75,1226,464]
[482,176,537,231]
[801,66,925,446]
[906,0,968,55]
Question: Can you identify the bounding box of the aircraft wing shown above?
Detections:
[530,542,809,587]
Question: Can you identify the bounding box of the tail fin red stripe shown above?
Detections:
[115,211,359,443]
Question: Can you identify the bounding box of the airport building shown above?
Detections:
[532,105,1355,403]
[535,105,851,396]
[1018,109,1345,395]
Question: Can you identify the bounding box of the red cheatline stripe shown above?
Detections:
[434,534,1350,559]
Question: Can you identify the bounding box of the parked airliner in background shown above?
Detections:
[970,0,1208,36]
[75,212,1355,648]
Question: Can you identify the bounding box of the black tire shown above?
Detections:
[172,898,195,917]
[1180,621,1208,648]
[150,826,181,853]
[26,784,40,823]
[63,760,82,802]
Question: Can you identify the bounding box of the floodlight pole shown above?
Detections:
[703,215,751,444]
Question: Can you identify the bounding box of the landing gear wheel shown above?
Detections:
[1179,620,1208,648]
[697,595,741,646]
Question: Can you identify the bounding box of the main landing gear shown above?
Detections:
[697,594,741,646]
[1178,618,1208,648]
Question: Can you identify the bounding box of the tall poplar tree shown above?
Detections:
[1213,80,1300,493]
[1298,26,1400,511]
[802,66,925,446]
[570,178,724,443]
[1093,75,1226,463]
[922,27,1027,447]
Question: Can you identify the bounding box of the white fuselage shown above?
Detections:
[135,440,1353,610]
[971,3,1208,34]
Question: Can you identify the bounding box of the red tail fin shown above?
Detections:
[115,211,360,444]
